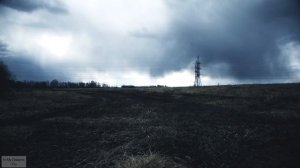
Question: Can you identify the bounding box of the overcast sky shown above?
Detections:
[0,0,300,86]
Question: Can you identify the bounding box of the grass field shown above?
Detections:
[0,84,300,168]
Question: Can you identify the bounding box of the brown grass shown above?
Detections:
[0,84,300,167]
[117,153,183,168]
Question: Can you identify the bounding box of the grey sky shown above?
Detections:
[0,0,299,86]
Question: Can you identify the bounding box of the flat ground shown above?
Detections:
[0,84,300,168]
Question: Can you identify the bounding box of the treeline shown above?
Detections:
[0,60,167,91]
[1,60,111,90]
[11,80,110,89]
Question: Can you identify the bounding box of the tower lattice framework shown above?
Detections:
[194,56,201,87]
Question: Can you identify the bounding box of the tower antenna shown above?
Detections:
[194,56,201,87]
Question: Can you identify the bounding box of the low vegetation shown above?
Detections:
[0,84,299,167]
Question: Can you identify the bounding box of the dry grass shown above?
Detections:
[117,153,182,168]
[0,84,300,167]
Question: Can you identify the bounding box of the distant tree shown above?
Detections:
[67,81,78,88]
[102,83,109,88]
[89,81,97,88]
[50,79,59,88]
[0,60,12,92]
[79,82,86,88]
[36,81,49,88]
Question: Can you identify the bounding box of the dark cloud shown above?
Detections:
[3,56,68,81]
[0,42,66,81]
[151,0,300,80]
[0,0,66,13]
[0,42,8,57]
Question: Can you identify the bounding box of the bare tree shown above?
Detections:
[0,60,12,92]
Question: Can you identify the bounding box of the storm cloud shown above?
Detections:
[154,0,300,80]
[0,0,300,86]
[0,0,66,13]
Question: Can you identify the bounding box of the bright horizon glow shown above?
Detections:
[71,69,241,87]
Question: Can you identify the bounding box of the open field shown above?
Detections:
[0,84,300,168]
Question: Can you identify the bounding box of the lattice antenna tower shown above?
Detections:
[194,56,201,87]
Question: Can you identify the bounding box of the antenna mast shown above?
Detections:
[194,56,201,87]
